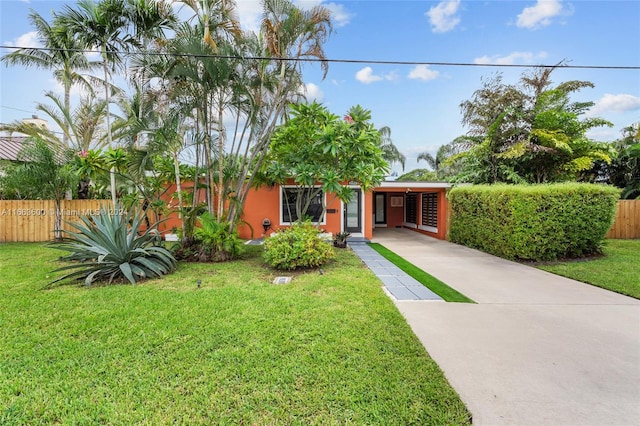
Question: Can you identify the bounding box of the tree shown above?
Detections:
[453,66,613,183]
[263,102,388,222]
[1,10,98,147]
[0,92,108,152]
[0,138,76,240]
[56,0,133,207]
[587,123,640,199]
[378,126,406,171]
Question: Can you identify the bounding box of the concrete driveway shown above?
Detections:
[372,228,640,426]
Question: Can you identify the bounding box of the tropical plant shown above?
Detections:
[56,0,133,206]
[191,212,244,262]
[453,66,613,183]
[264,102,388,222]
[49,205,176,286]
[263,221,335,270]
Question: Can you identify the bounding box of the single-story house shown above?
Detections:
[160,181,451,241]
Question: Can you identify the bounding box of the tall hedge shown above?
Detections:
[448,183,620,261]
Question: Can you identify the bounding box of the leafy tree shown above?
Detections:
[453,66,613,183]
[0,138,76,240]
[263,102,388,222]
[585,123,640,199]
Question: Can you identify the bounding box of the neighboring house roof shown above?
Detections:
[0,136,29,161]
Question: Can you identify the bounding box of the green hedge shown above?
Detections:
[448,183,620,261]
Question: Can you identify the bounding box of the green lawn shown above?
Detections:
[0,243,471,425]
[368,243,474,303]
[538,239,640,299]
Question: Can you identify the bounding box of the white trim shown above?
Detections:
[341,185,364,237]
[375,224,388,228]
[403,222,418,229]
[419,225,438,233]
[279,185,327,225]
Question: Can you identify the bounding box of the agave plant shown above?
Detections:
[49,205,177,286]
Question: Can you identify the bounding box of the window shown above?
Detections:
[281,187,325,224]
[421,192,438,229]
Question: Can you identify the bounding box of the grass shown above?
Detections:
[537,239,640,299]
[368,243,475,303]
[0,243,471,425]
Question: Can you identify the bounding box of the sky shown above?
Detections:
[1,0,639,175]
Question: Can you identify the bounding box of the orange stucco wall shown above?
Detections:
[156,182,448,241]
[237,186,346,239]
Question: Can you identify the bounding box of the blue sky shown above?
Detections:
[1,0,639,174]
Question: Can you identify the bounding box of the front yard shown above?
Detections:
[537,239,640,299]
[0,243,470,424]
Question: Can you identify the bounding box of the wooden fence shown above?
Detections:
[0,200,112,242]
[606,200,640,239]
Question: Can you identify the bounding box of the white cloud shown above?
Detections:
[356,67,382,84]
[6,31,40,48]
[516,0,566,30]
[355,67,397,84]
[408,65,440,81]
[323,3,353,27]
[426,0,461,33]
[235,1,263,32]
[474,51,548,65]
[299,82,324,102]
[587,94,640,117]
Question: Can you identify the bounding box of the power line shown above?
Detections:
[1,45,639,70]
[1,105,37,114]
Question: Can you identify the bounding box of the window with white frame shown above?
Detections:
[281,187,325,224]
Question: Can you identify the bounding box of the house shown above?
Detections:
[229,181,451,241]
[158,179,451,241]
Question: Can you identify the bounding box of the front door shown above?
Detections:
[345,188,362,234]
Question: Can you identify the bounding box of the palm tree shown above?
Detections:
[378,126,406,171]
[181,0,242,51]
[1,10,98,146]
[0,92,107,152]
[56,0,132,207]
[224,0,333,226]
[417,142,462,180]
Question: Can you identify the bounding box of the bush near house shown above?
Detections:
[264,222,335,270]
[449,183,619,261]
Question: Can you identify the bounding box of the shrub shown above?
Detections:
[264,222,335,270]
[448,183,620,261]
[49,205,177,286]
[174,212,244,262]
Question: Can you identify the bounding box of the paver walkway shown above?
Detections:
[349,242,441,301]
[372,228,640,426]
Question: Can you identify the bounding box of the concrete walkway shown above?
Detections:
[372,228,640,426]
[349,242,442,301]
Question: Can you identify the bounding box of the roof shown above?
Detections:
[0,136,29,161]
